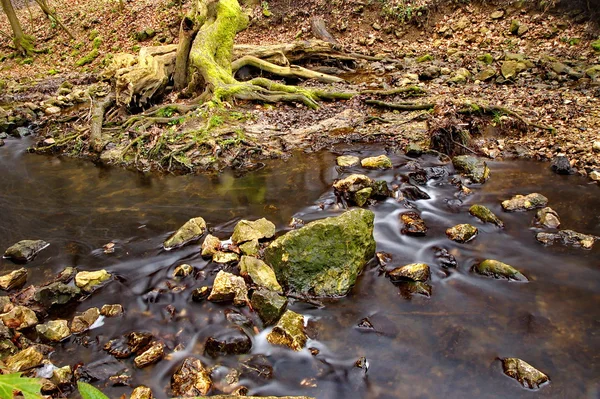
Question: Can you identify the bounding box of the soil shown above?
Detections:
[1,0,600,179]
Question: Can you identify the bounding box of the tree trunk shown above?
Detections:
[1,0,33,56]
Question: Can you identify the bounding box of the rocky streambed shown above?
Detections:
[0,137,599,398]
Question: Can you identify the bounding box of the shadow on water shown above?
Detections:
[0,137,599,399]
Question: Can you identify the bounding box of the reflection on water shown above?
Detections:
[0,137,599,399]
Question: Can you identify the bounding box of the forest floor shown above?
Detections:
[1,0,599,179]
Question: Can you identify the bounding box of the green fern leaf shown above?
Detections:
[77,381,109,399]
[0,373,42,399]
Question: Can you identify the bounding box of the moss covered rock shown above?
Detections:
[446,224,478,243]
[231,218,275,244]
[4,239,49,263]
[473,259,527,281]
[251,288,287,326]
[266,310,306,351]
[452,155,490,184]
[502,193,548,211]
[239,256,282,293]
[361,154,392,169]
[469,204,504,227]
[36,319,71,342]
[164,217,207,250]
[264,208,375,296]
[388,263,430,282]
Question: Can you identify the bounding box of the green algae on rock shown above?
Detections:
[163,216,207,250]
[251,288,287,326]
[452,155,490,184]
[231,218,275,244]
[502,193,548,211]
[3,239,49,263]
[264,208,375,297]
[469,204,504,227]
[388,263,431,282]
[473,259,527,281]
[446,224,478,243]
[239,255,282,293]
[266,310,307,351]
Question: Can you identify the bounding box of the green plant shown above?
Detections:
[78,381,109,399]
[0,373,42,399]
[208,115,224,129]
[156,105,177,117]
[261,1,272,17]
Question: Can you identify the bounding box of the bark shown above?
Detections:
[1,0,33,56]
[32,0,75,40]
[90,94,115,152]
[310,16,338,45]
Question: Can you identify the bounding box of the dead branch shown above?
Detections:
[365,100,435,111]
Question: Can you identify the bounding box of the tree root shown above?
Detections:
[231,55,344,84]
[365,99,435,111]
[120,132,152,160]
[90,94,115,153]
[30,133,81,153]
[474,104,556,134]
[361,86,425,96]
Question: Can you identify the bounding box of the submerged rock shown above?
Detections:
[171,357,211,396]
[239,256,282,293]
[201,234,221,257]
[473,260,527,281]
[266,310,307,351]
[231,218,275,244]
[0,268,27,290]
[173,264,193,278]
[398,281,432,298]
[3,240,49,263]
[502,358,549,389]
[432,246,458,269]
[205,327,252,357]
[100,304,124,317]
[191,286,211,302]
[469,204,504,227]
[34,282,81,308]
[70,307,100,334]
[134,342,164,368]
[502,193,548,211]
[452,156,490,184]
[163,217,207,250]
[75,270,111,292]
[251,288,287,326]
[264,208,375,297]
[446,224,478,243]
[36,319,71,342]
[401,185,430,201]
[207,271,249,306]
[336,155,360,167]
[533,207,560,229]
[361,154,392,169]
[400,211,428,236]
[536,230,597,249]
[333,174,377,206]
[388,263,430,282]
[1,305,38,330]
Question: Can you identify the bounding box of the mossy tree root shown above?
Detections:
[90,94,115,153]
[467,104,556,134]
[231,55,345,84]
[365,99,435,111]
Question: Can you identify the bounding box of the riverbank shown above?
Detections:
[1,0,600,179]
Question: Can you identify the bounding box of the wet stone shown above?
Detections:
[51,365,72,386]
[101,304,124,317]
[163,216,207,249]
[400,211,428,236]
[34,282,81,308]
[75,270,111,292]
[333,174,373,193]
[354,187,373,207]
[251,288,288,326]
[36,319,70,342]
[0,268,27,290]
[3,239,49,263]
[205,327,252,357]
[213,251,240,264]
[104,336,133,359]
[502,193,548,211]
[134,342,164,368]
[399,281,432,298]
[128,332,153,353]
[446,224,478,243]
[207,271,249,306]
[231,218,275,244]
[172,264,193,278]
[239,255,282,293]
[502,358,549,389]
[361,154,392,169]
[1,305,38,330]
[432,246,457,269]
[388,263,431,282]
[452,155,490,184]
[225,309,253,327]
[336,155,360,167]
[469,204,504,227]
[536,230,597,249]
[408,169,428,185]
[239,239,259,256]
[401,184,430,201]
[266,310,307,351]
[171,357,211,396]
[405,143,424,157]
[533,207,560,229]
[372,180,391,199]
[241,355,274,380]
[191,286,211,302]
[70,307,100,334]
[473,259,527,281]
[550,155,573,175]
[201,234,221,257]
[5,346,44,371]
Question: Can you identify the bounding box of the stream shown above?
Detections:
[1,137,599,399]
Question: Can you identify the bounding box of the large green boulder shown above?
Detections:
[264,208,375,296]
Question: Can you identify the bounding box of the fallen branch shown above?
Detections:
[365,100,435,111]
[361,86,425,96]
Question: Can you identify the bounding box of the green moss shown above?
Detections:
[477,53,493,64]
[21,58,33,65]
[92,36,103,50]
[417,54,433,63]
[76,48,99,66]
[88,29,99,41]
[47,69,59,75]
[591,39,600,52]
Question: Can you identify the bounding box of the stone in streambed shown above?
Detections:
[361,154,392,169]
[4,240,49,263]
[251,288,287,326]
[34,282,81,308]
[36,319,71,342]
[101,304,124,317]
[171,357,211,396]
[4,346,45,371]
[231,218,275,244]
[550,155,573,175]
[473,259,527,281]
[239,255,282,293]
[205,327,252,357]
[353,187,373,207]
[239,239,259,256]
[207,271,248,306]
[502,193,548,211]
[502,358,549,389]
[51,365,72,386]
[333,174,375,206]
[134,342,164,368]
[452,156,490,184]
[266,310,307,351]
[400,211,427,236]
[469,204,504,227]
[264,208,375,297]
[533,207,560,229]
[536,230,597,249]
[0,268,27,290]
[1,305,38,330]
[75,270,111,292]
[388,263,430,282]
[163,216,207,250]
[398,281,432,298]
[173,264,193,278]
[130,386,153,399]
[201,234,221,257]
[446,224,478,243]
[401,184,430,201]
[212,251,239,264]
[70,307,100,333]
[336,155,360,167]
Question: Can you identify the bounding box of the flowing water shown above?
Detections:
[1,137,599,399]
